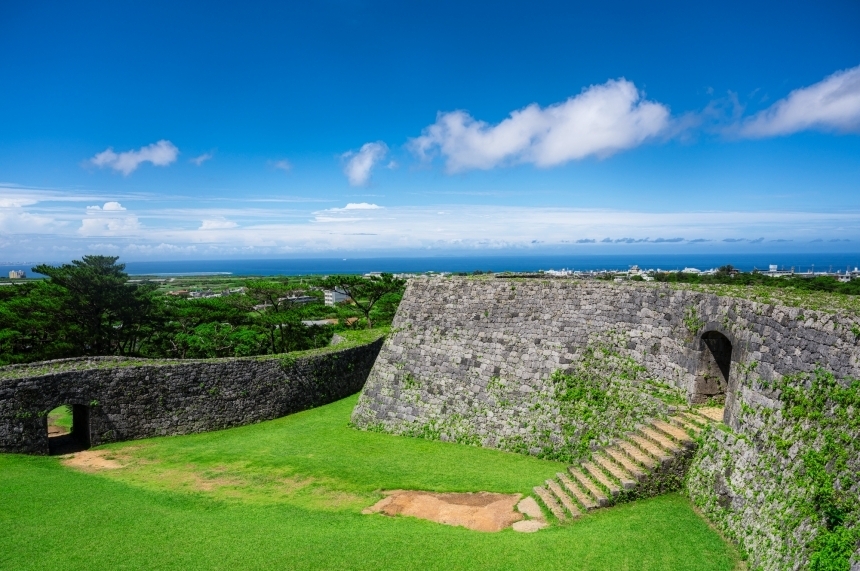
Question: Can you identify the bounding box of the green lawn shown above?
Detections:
[47,404,72,430]
[0,395,740,570]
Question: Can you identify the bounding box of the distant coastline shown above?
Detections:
[4,252,860,278]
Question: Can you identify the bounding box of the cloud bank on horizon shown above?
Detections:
[2,183,860,260]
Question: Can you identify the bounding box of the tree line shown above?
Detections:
[0,256,405,366]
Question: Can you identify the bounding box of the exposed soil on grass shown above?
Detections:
[363,490,524,532]
[47,425,69,437]
[61,449,125,471]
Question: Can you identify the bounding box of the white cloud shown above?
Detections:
[740,64,860,137]
[410,79,670,172]
[341,142,388,186]
[0,197,38,208]
[89,140,179,175]
[79,216,141,236]
[79,202,140,236]
[191,152,213,166]
[272,159,292,172]
[86,201,127,211]
[199,218,238,230]
[342,202,381,210]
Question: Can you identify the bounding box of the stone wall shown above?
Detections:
[353,278,860,449]
[0,337,383,454]
[351,277,860,568]
[687,363,860,570]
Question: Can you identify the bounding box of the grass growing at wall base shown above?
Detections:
[0,395,740,570]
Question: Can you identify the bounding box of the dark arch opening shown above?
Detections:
[693,331,733,404]
[47,404,91,455]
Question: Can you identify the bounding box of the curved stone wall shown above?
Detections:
[352,277,860,447]
[0,337,383,454]
[351,277,860,568]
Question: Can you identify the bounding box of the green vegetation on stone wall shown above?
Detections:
[546,339,686,464]
[687,368,860,571]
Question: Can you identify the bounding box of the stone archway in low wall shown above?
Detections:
[0,338,384,455]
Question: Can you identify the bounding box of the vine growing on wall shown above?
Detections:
[547,338,686,464]
[688,367,860,571]
[769,369,860,571]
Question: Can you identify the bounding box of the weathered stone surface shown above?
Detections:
[0,339,383,454]
[352,277,860,568]
[512,520,547,532]
[352,277,860,451]
[516,496,544,520]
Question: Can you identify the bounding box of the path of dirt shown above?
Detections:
[60,449,125,471]
[363,490,524,532]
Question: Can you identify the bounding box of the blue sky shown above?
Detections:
[1,0,859,261]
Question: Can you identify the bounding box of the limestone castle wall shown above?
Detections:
[351,277,860,569]
[0,338,383,454]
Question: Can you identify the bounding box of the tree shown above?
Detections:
[320,273,406,328]
[31,255,160,356]
[234,280,320,354]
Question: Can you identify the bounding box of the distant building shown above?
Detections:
[8,270,25,279]
[324,289,349,306]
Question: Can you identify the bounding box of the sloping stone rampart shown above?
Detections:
[352,277,860,444]
[0,338,383,454]
[351,277,860,568]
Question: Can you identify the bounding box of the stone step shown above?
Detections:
[569,466,609,507]
[594,453,637,490]
[603,446,646,481]
[627,434,672,465]
[616,439,660,470]
[695,407,725,423]
[533,486,567,522]
[637,426,682,454]
[558,471,598,511]
[651,420,696,449]
[582,461,621,497]
[546,479,581,518]
[669,414,703,433]
[678,411,710,429]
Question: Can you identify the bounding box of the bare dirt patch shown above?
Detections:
[363,490,523,532]
[48,425,69,437]
[61,449,125,471]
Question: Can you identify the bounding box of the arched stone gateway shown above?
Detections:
[0,338,383,455]
[47,404,91,455]
[692,330,733,405]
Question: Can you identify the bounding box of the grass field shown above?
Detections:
[0,395,740,570]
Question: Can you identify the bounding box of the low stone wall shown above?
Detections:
[0,337,383,454]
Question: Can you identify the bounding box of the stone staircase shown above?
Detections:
[531,407,723,523]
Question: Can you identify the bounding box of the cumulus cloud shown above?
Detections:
[410,79,670,172]
[740,65,860,137]
[89,140,179,175]
[87,201,127,211]
[341,142,389,186]
[79,216,140,236]
[191,152,213,166]
[79,202,140,236]
[342,202,381,210]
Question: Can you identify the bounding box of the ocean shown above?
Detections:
[4,252,860,277]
